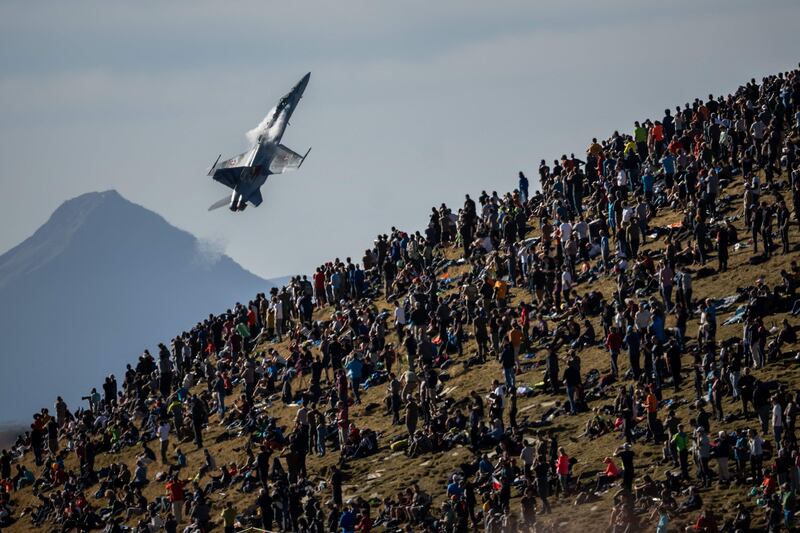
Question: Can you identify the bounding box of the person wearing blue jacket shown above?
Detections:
[338,505,356,533]
[733,431,749,483]
[651,313,666,343]
[661,153,676,187]
[600,231,611,273]
[518,171,529,203]
[352,266,365,298]
[623,326,641,380]
[345,356,363,404]
[641,170,655,201]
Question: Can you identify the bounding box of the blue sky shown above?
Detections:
[1,0,799,278]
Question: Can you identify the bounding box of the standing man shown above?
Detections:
[500,340,517,391]
[658,262,674,312]
[518,171,530,203]
[778,200,791,255]
[614,443,636,493]
[671,424,690,480]
[605,326,623,378]
[158,418,171,464]
[716,223,729,272]
[190,396,207,448]
[773,397,784,446]
[165,475,186,524]
[220,502,237,533]
[345,354,364,405]
[393,300,406,344]
[677,266,693,315]
[760,201,774,259]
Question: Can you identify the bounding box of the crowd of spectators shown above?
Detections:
[2,66,800,532]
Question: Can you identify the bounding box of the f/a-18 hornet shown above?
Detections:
[207,72,311,211]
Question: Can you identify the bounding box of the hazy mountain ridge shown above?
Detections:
[0,190,282,424]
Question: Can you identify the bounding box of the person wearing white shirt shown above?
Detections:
[634,307,651,330]
[772,398,783,445]
[613,310,624,329]
[561,267,573,303]
[748,428,764,478]
[518,247,533,286]
[573,218,590,260]
[393,302,406,340]
[394,302,406,326]
[158,420,170,464]
[492,380,506,407]
[621,205,634,225]
[559,220,572,244]
[617,169,628,188]
[272,299,284,335]
[573,218,589,241]
[520,440,535,476]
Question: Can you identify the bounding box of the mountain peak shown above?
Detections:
[85,189,123,203]
[0,191,270,423]
[0,190,140,286]
[50,189,126,219]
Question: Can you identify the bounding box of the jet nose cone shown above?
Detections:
[296,72,310,93]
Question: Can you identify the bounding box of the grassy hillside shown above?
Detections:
[5,172,800,532]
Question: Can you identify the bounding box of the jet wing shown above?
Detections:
[269,144,311,174]
[208,147,257,189]
[213,147,257,172]
[211,167,244,190]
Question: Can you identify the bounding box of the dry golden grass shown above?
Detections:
[6,178,800,532]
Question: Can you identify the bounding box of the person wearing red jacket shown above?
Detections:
[605,326,623,377]
[556,447,571,496]
[164,476,186,523]
[595,457,619,491]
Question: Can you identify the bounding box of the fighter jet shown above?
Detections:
[207,72,311,211]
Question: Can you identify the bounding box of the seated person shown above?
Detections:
[685,508,718,533]
[203,465,232,494]
[760,468,778,496]
[676,486,703,513]
[777,319,797,345]
[12,465,35,491]
[633,474,658,503]
[572,319,596,350]
[595,457,619,491]
[98,490,125,519]
[732,503,751,531]
[132,460,149,488]
[406,430,432,458]
[584,410,611,439]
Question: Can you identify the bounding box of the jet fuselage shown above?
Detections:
[208,72,310,211]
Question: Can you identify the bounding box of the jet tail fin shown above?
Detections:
[299,147,312,168]
[248,189,264,207]
[207,196,229,211]
[207,154,222,176]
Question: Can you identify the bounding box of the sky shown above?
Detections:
[1,0,799,279]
